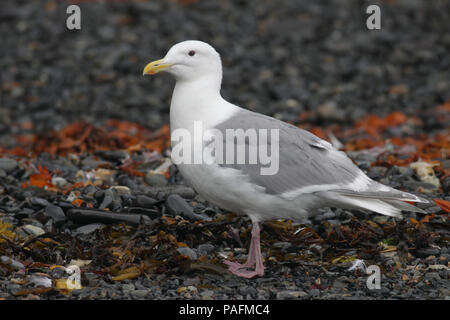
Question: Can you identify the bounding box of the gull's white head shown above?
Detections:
[143,40,222,82]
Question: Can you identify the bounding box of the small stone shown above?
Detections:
[145,186,196,199]
[23,224,45,236]
[177,247,198,260]
[29,275,52,288]
[367,166,387,179]
[45,204,66,223]
[110,186,131,195]
[29,197,49,207]
[373,215,390,224]
[95,150,128,162]
[309,289,320,298]
[424,272,441,281]
[67,208,152,227]
[52,177,69,188]
[166,194,210,221]
[73,223,105,235]
[200,289,214,299]
[0,256,25,270]
[197,243,215,256]
[410,161,440,188]
[416,248,440,258]
[0,158,17,173]
[121,283,135,293]
[272,242,292,251]
[442,177,450,194]
[276,290,308,299]
[130,289,149,299]
[186,286,198,293]
[99,194,113,210]
[239,286,257,297]
[425,206,443,214]
[177,287,187,294]
[184,277,200,286]
[135,195,158,208]
[333,277,348,289]
[403,181,438,192]
[144,173,168,186]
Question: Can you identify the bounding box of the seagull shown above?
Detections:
[143,40,427,278]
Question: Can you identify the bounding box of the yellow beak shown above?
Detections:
[142,59,172,75]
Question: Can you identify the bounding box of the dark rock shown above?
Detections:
[130,289,149,299]
[135,195,158,208]
[29,197,49,207]
[425,206,444,214]
[198,243,215,256]
[403,181,438,191]
[117,175,138,189]
[367,166,387,180]
[424,272,441,281]
[415,248,440,258]
[126,207,160,218]
[99,194,113,210]
[443,177,450,194]
[95,150,128,163]
[67,208,153,227]
[143,186,196,200]
[276,290,307,299]
[166,194,211,221]
[45,204,66,223]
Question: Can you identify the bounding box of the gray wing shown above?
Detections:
[213,109,365,196]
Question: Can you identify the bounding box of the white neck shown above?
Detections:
[169,75,239,132]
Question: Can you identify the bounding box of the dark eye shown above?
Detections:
[188,50,196,56]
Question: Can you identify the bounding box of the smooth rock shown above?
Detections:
[0,256,25,270]
[166,194,211,221]
[0,158,17,173]
[23,224,45,236]
[130,289,149,299]
[276,290,308,299]
[73,223,105,235]
[177,247,198,260]
[135,195,158,208]
[45,204,66,223]
[144,173,168,186]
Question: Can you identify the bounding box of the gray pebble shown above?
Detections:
[22,224,45,236]
[0,158,17,173]
[276,290,308,299]
[73,223,105,235]
[0,256,25,270]
[130,289,149,299]
[177,247,198,260]
[197,243,215,256]
[144,173,168,186]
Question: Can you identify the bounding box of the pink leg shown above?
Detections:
[224,222,265,278]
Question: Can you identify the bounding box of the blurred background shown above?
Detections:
[0,0,449,146]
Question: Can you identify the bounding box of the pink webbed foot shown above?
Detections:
[224,222,265,278]
[224,262,264,278]
[223,260,251,271]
